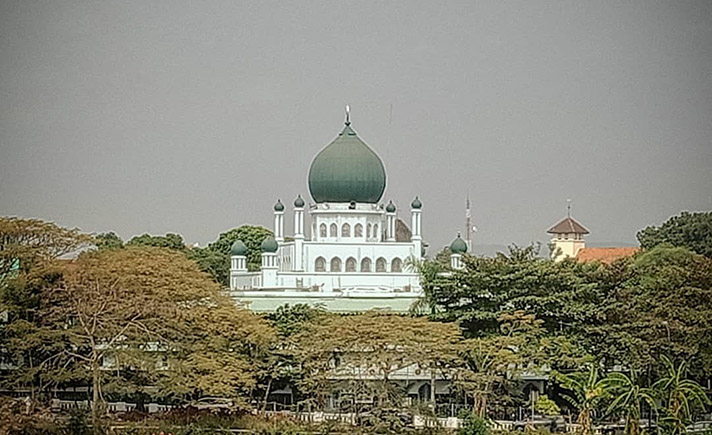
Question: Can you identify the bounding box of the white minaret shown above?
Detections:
[547,201,588,262]
[293,195,305,271]
[273,199,285,243]
[260,236,279,287]
[411,196,422,258]
[229,240,248,289]
[386,200,396,242]
[449,233,467,270]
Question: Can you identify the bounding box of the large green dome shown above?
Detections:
[308,122,386,203]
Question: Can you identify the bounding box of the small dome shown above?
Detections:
[450,233,468,254]
[261,236,278,253]
[411,196,422,209]
[294,195,305,208]
[386,200,396,213]
[230,240,247,256]
[273,200,284,212]
[308,122,386,203]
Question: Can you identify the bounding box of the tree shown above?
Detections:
[189,225,273,286]
[294,311,461,429]
[557,366,608,435]
[126,233,186,251]
[43,246,273,429]
[93,232,123,250]
[456,311,543,418]
[0,217,90,278]
[653,356,710,435]
[535,395,561,416]
[637,211,712,258]
[257,304,327,412]
[601,370,656,435]
[421,245,604,338]
[590,245,712,377]
[0,217,90,405]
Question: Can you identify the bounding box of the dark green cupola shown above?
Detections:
[450,233,468,254]
[230,240,248,256]
[261,236,278,253]
[294,195,305,208]
[273,199,284,212]
[411,196,422,209]
[308,117,386,204]
[386,200,396,213]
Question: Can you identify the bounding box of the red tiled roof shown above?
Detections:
[576,247,639,264]
[547,217,589,235]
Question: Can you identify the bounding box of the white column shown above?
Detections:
[386,207,396,242]
[294,204,304,271]
[231,255,248,272]
[451,253,463,269]
[411,208,422,258]
[274,211,284,242]
[261,252,278,287]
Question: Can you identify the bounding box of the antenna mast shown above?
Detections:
[465,192,472,251]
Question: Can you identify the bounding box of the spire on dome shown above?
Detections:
[345,104,351,126]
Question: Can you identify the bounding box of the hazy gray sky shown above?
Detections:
[1,1,711,252]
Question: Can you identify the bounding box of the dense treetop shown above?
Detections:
[637,211,712,258]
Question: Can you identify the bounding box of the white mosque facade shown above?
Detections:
[228,114,427,312]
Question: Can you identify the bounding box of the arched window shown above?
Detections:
[342,223,351,238]
[373,224,379,240]
[360,257,372,272]
[330,223,338,237]
[330,257,342,272]
[391,258,402,272]
[315,257,326,272]
[345,257,357,272]
[319,223,327,238]
[354,223,363,237]
[366,224,372,238]
[376,257,387,272]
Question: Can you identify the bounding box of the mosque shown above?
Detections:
[226,109,629,313]
[227,109,469,312]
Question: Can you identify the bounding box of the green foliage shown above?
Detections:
[601,370,656,435]
[127,232,186,251]
[458,410,491,435]
[268,303,326,338]
[189,225,273,285]
[294,311,462,419]
[94,231,124,250]
[591,245,712,376]
[637,211,712,258]
[556,366,608,435]
[534,395,560,416]
[421,245,603,337]
[653,356,710,435]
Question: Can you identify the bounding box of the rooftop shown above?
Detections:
[547,216,590,235]
[576,247,639,264]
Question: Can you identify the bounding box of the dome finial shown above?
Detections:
[345,104,351,126]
